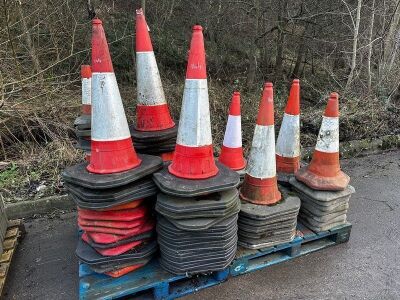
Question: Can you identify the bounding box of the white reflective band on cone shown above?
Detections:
[315,116,339,153]
[176,79,212,147]
[223,115,242,148]
[91,73,131,141]
[136,52,166,106]
[276,113,300,157]
[82,78,91,105]
[246,124,276,178]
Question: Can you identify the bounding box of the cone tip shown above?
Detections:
[324,92,339,117]
[265,82,273,88]
[330,92,339,99]
[92,18,102,25]
[81,65,92,78]
[293,79,300,84]
[136,8,144,15]
[192,25,203,31]
[233,91,240,96]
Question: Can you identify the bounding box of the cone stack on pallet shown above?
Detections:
[290,93,355,232]
[152,25,241,275]
[130,9,177,162]
[63,18,163,278]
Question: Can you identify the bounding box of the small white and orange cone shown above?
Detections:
[88,18,141,174]
[81,65,92,116]
[219,91,246,171]
[240,82,281,205]
[135,8,175,132]
[276,79,300,177]
[168,25,218,179]
[295,92,349,190]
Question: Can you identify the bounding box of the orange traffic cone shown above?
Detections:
[219,92,246,170]
[295,92,349,190]
[276,79,301,175]
[168,25,218,179]
[135,8,175,131]
[81,65,92,115]
[87,18,141,174]
[240,83,281,205]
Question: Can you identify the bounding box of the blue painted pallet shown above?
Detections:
[79,222,352,300]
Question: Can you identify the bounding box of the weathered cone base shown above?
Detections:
[238,231,296,250]
[295,166,350,191]
[62,154,162,189]
[153,162,240,197]
[130,124,178,143]
[240,175,282,205]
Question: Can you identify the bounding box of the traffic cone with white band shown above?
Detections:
[135,8,175,132]
[276,79,300,177]
[219,92,246,171]
[87,18,141,174]
[240,82,281,205]
[81,65,92,115]
[168,25,218,179]
[295,92,349,191]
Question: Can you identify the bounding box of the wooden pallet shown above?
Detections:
[79,222,351,300]
[0,219,25,297]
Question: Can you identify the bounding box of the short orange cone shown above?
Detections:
[135,8,175,131]
[168,25,218,179]
[219,92,246,171]
[276,79,300,175]
[80,65,92,115]
[295,92,349,190]
[87,18,141,174]
[240,83,281,205]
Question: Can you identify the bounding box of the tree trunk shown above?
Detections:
[367,0,376,93]
[345,0,362,91]
[291,26,307,79]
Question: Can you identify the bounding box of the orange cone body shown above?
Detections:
[135,8,175,131]
[276,79,301,174]
[87,18,141,174]
[168,25,218,179]
[219,92,246,170]
[81,65,92,115]
[295,92,349,190]
[240,83,281,205]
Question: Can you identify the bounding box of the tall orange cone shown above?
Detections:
[168,25,218,179]
[240,83,281,205]
[81,65,92,115]
[295,92,349,190]
[276,79,300,175]
[135,8,175,132]
[87,18,141,174]
[219,92,246,170]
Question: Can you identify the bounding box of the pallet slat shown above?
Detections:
[79,222,352,300]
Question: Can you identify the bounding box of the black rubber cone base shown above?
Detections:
[74,115,91,130]
[238,230,296,249]
[156,189,238,217]
[76,128,91,137]
[153,162,240,197]
[238,218,297,234]
[83,231,155,249]
[239,195,300,221]
[65,178,157,209]
[130,124,178,143]
[136,145,176,155]
[89,256,153,274]
[239,211,298,227]
[63,154,162,189]
[76,239,157,265]
[299,216,347,232]
[157,223,237,241]
[74,137,91,151]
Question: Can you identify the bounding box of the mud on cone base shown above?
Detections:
[153,162,240,197]
[240,175,281,205]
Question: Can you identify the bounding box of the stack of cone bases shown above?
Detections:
[130,9,177,162]
[153,25,240,275]
[63,18,163,277]
[276,79,301,185]
[291,93,354,232]
[73,65,92,161]
[238,83,300,249]
[218,91,246,181]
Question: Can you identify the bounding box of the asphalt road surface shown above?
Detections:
[3,150,400,300]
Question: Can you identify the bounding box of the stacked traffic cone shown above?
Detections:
[63,18,163,277]
[74,65,92,161]
[153,25,240,275]
[276,79,301,185]
[237,83,300,249]
[290,92,355,232]
[130,9,177,162]
[219,91,246,180]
